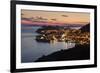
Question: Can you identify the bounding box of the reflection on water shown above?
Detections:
[21,26,75,63]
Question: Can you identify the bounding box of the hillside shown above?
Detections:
[35,44,90,62]
[80,23,90,32]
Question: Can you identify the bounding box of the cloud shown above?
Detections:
[22,18,32,21]
[21,13,24,16]
[21,19,33,24]
[51,18,57,21]
[21,17,33,24]
[21,17,48,25]
[27,16,48,22]
[61,15,68,17]
[35,16,48,21]
[21,17,64,26]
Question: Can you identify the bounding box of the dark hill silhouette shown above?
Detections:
[35,44,90,62]
[80,23,90,32]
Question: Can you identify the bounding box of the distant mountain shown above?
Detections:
[64,24,84,27]
[80,23,90,32]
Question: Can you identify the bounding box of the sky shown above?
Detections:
[21,9,90,26]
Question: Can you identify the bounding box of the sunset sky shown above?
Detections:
[21,9,90,26]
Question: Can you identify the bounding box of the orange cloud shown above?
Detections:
[21,20,33,24]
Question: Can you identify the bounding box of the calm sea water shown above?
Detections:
[21,25,76,63]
